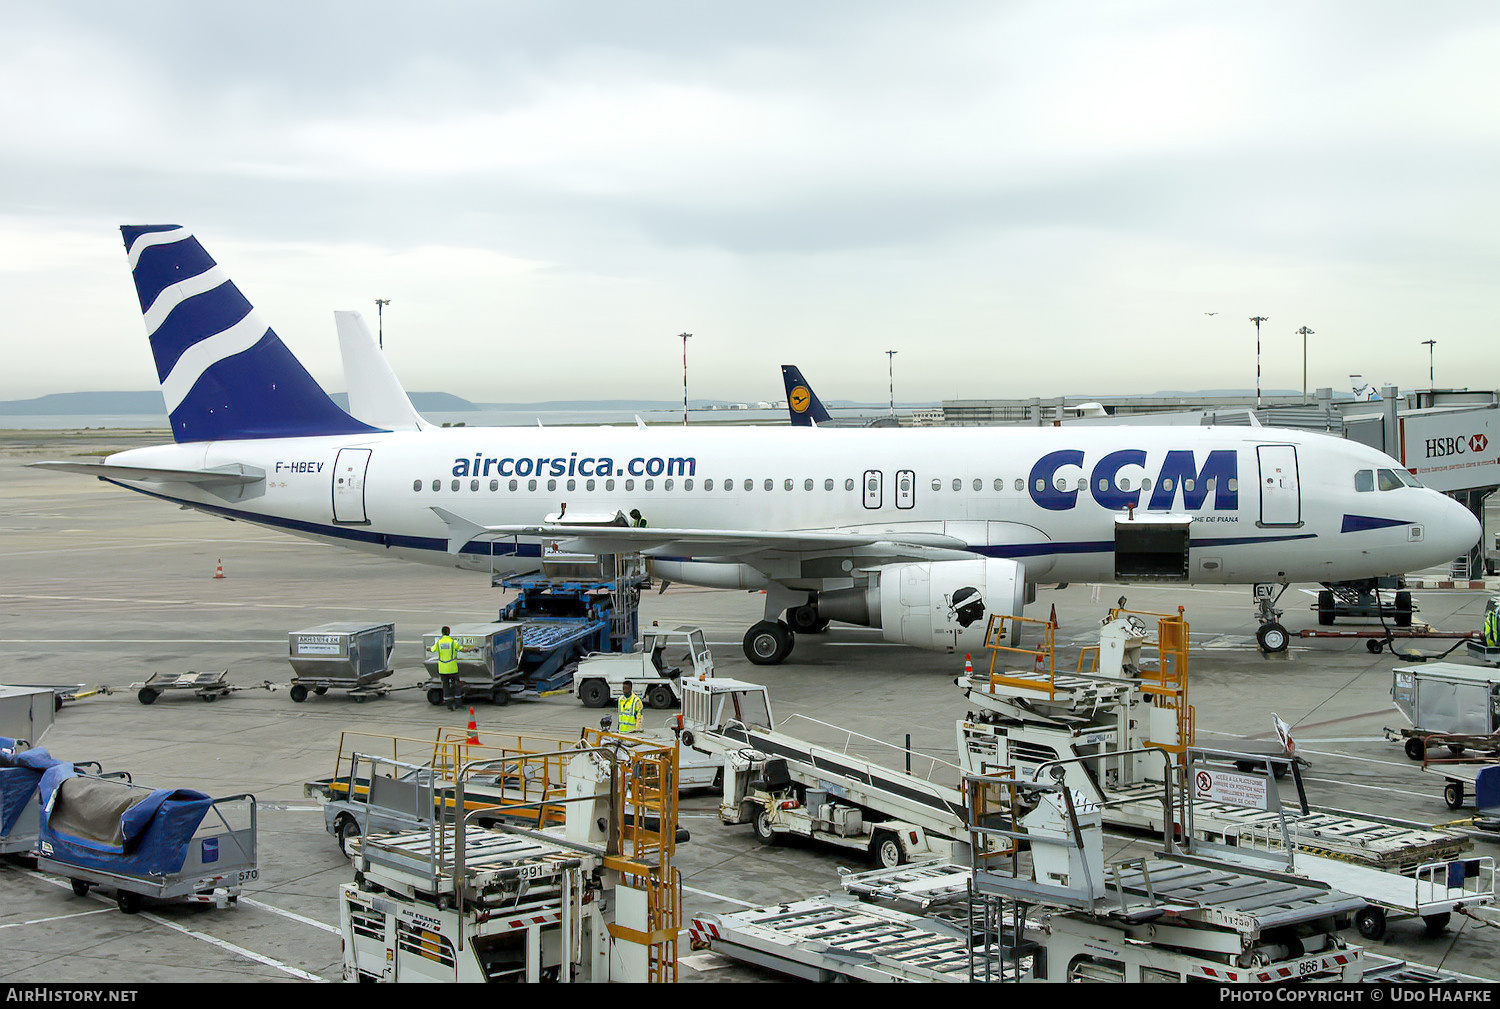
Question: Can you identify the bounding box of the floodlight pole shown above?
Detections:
[375,299,391,349]
[1249,316,1269,409]
[886,350,897,419]
[1296,326,1314,401]
[1422,339,1436,390]
[680,332,692,426]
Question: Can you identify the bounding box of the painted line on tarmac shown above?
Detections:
[0,593,447,615]
[682,884,758,909]
[0,907,117,930]
[1300,776,1435,802]
[25,868,331,982]
[239,897,340,935]
[1296,747,1413,770]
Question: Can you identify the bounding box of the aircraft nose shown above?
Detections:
[1431,493,1482,561]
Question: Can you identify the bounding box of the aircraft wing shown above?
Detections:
[28,461,265,486]
[429,507,973,560]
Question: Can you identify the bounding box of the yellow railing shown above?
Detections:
[982,613,1060,697]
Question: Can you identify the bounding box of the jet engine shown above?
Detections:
[818,558,1028,653]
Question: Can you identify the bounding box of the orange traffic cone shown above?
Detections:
[963,653,973,676]
[466,707,479,745]
[214,559,224,579]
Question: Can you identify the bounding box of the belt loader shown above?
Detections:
[957,608,1489,936]
[339,729,682,983]
[681,676,969,867]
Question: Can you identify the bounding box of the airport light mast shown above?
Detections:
[680,332,692,426]
[1249,316,1269,409]
[375,298,391,349]
[1296,326,1314,402]
[1422,338,1436,390]
[886,349,897,419]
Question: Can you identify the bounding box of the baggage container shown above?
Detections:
[287,622,396,702]
[421,622,523,705]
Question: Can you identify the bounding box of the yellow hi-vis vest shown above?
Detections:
[436,635,460,675]
[1486,608,1500,648]
[617,692,644,733]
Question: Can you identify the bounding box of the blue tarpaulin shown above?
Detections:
[38,766,213,877]
[0,737,61,838]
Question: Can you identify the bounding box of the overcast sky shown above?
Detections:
[1,2,1495,405]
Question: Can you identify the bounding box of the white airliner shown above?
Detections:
[33,227,1481,664]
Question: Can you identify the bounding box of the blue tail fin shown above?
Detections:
[781,364,831,426]
[120,226,382,443]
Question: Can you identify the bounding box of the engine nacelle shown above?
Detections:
[876,558,1027,653]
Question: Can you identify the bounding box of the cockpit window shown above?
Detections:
[1355,470,1374,493]
[1377,468,1408,491]
[1397,469,1422,488]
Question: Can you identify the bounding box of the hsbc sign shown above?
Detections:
[1400,410,1500,492]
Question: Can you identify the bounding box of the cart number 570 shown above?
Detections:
[238,869,260,883]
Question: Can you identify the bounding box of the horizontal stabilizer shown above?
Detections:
[28,461,264,486]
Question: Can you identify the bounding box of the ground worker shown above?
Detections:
[435,626,464,711]
[1485,600,1500,648]
[617,679,644,734]
[629,508,648,528]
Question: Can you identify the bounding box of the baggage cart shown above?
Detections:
[287,622,396,702]
[132,670,272,705]
[1387,662,1500,759]
[35,774,257,914]
[421,622,523,706]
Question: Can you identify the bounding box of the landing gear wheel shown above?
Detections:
[1256,622,1289,654]
[1317,590,1336,626]
[137,689,157,705]
[646,684,674,710]
[336,815,362,856]
[491,689,509,706]
[289,684,309,703]
[1367,639,1386,654]
[1405,737,1427,761]
[1444,781,1465,810]
[116,890,142,915]
[578,679,610,709]
[1423,912,1452,936]
[1355,906,1386,941]
[70,879,90,897]
[1394,590,1414,628]
[426,687,445,706]
[200,691,217,702]
[787,605,828,634]
[752,807,778,846]
[873,832,906,869]
[744,621,794,665]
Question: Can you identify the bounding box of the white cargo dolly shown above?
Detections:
[573,624,713,710]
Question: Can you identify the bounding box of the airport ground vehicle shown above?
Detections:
[37,770,257,914]
[339,729,681,983]
[1387,661,1500,759]
[681,677,968,866]
[421,621,524,706]
[573,623,713,710]
[287,622,396,702]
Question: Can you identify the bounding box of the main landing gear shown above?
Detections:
[742,599,831,665]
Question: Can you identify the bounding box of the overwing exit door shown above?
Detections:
[863,470,883,509]
[333,448,372,524]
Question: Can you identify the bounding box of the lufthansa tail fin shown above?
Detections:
[120,225,381,443]
[781,364,832,426]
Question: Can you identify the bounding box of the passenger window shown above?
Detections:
[665,479,674,491]
[432,479,440,491]
[784,479,793,491]
[994,478,1003,492]
[509,479,519,491]
[1183,479,1194,492]
[547,479,557,492]
[704,478,714,491]
[470,479,479,491]
[725,480,734,492]
[825,479,834,491]
[566,479,576,492]
[1378,469,1404,491]
[1015,478,1023,492]
[744,479,754,491]
[644,479,654,491]
[1226,478,1236,492]
[489,479,498,491]
[451,479,460,491]
[1120,477,1131,491]
[1142,478,1152,492]
[764,479,773,491]
[527,479,537,491]
[932,478,942,492]
[1053,478,1066,492]
[804,479,813,491]
[586,479,596,491]
[954,478,962,492]
[845,478,855,491]
[973,478,982,492]
[413,480,422,492]
[624,479,634,491]
[1161,478,1174,492]
[606,479,615,492]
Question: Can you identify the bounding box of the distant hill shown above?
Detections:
[0,391,168,415]
[330,392,479,412]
